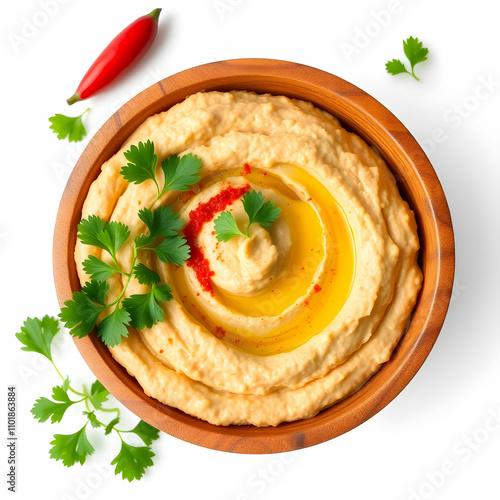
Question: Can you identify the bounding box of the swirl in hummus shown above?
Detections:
[76,91,422,427]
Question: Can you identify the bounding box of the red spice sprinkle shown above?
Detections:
[314,284,322,293]
[261,171,267,177]
[240,163,251,176]
[182,190,196,203]
[159,349,164,354]
[304,300,309,306]
[301,267,305,271]
[214,326,226,338]
[184,183,250,294]
[307,197,312,202]
[197,292,200,296]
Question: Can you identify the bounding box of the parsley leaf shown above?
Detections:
[404,36,429,70]
[83,411,101,429]
[111,440,155,482]
[386,36,429,81]
[59,291,104,338]
[138,206,184,238]
[49,423,95,467]
[49,108,90,142]
[120,140,158,187]
[243,190,280,228]
[88,380,109,410]
[160,153,202,194]
[153,285,173,303]
[97,305,131,348]
[81,280,110,306]
[16,315,59,361]
[83,255,122,282]
[133,263,160,285]
[214,190,281,241]
[122,285,168,329]
[77,216,130,258]
[129,420,160,446]
[105,417,120,436]
[214,211,245,242]
[31,385,76,423]
[153,236,190,265]
[120,141,201,199]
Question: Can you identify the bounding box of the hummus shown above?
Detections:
[76,91,422,427]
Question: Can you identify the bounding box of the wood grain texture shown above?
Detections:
[52,59,455,454]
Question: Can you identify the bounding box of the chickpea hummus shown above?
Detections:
[76,91,422,426]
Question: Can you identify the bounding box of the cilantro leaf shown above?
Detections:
[153,284,173,303]
[111,440,155,482]
[404,36,429,70]
[88,380,109,410]
[105,417,120,436]
[214,211,245,242]
[81,280,110,306]
[153,236,190,265]
[62,377,70,392]
[138,206,184,238]
[16,315,59,361]
[251,199,281,228]
[214,190,280,241]
[160,153,202,194]
[49,423,95,467]
[59,291,104,339]
[133,263,160,285]
[129,420,160,446]
[243,190,280,229]
[77,215,105,248]
[77,216,130,257]
[122,286,165,329]
[120,140,158,186]
[385,59,408,76]
[242,190,265,226]
[31,385,76,423]
[386,36,429,81]
[97,305,131,348]
[49,109,89,142]
[83,255,121,282]
[83,411,101,429]
[134,234,156,249]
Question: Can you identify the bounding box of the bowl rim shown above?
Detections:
[53,58,455,453]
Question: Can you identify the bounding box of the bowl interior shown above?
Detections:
[53,59,454,453]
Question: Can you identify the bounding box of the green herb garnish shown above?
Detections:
[49,108,90,142]
[59,206,189,347]
[17,316,160,480]
[120,140,202,200]
[214,190,280,242]
[386,36,429,81]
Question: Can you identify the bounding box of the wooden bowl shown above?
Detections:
[53,59,454,453]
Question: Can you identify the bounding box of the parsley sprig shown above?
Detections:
[120,140,202,200]
[16,316,160,481]
[49,108,90,142]
[214,190,280,242]
[386,36,429,81]
[59,206,189,347]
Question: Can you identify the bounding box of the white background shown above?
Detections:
[1,0,499,499]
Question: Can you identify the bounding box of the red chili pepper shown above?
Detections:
[67,8,161,105]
